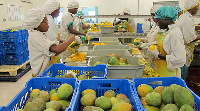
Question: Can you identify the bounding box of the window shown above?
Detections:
[82,7,98,23]
[54,7,63,24]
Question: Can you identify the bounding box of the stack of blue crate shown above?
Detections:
[0,29,29,65]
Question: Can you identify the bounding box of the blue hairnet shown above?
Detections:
[76,11,82,16]
[154,6,178,22]
[174,6,182,13]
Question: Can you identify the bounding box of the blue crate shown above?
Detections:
[0,77,77,111]
[1,41,25,53]
[132,77,200,111]
[1,50,28,65]
[39,63,108,79]
[0,30,23,42]
[23,40,28,51]
[67,79,142,111]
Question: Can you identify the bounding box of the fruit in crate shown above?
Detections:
[95,96,112,110]
[16,109,24,111]
[111,102,133,111]
[116,93,128,100]
[170,84,181,92]
[29,98,46,111]
[140,97,147,106]
[104,90,116,98]
[81,93,97,106]
[30,89,40,98]
[83,106,104,111]
[161,87,174,105]
[144,105,160,111]
[119,98,131,104]
[50,93,59,101]
[57,84,73,100]
[44,108,55,111]
[137,84,153,97]
[78,74,88,80]
[109,97,119,107]
[160,104,179,111]
[46,100,61,111]
[33,90,50,102]
[49,89,57,95]
[63,73,75,78]
[59,100,70,111]
[174,87,194,108]
[153,86,164,94]
[179,104,195,111]
[82,89,96,96]
[145,92,161,107]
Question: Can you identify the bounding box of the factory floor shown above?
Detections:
[0,69,32,107]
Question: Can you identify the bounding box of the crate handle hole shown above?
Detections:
[49,82,61,86]
[98,83,111,87]
[149,81,162,85]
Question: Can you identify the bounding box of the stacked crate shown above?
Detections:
[0,29,29,65]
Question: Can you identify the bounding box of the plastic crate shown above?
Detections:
[1,50,27,65]
[0,78,77,111]
[88,56,145,79]
[22,29,29,41]
[0,30,23,42]
[39,63,108,79]
[23,40,28,51]
[67,79,143,111]
[0,41,25,53]
[132,77,200,111]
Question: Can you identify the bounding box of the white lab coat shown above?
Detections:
[147,23,160,43]
[163,24,186,77]
[175,11,196,67]
[60,12,76,60]
[45,15,60,41]
[28,30,59,76]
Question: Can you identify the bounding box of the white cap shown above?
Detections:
[184,0,199,9]
[42,0,60,15]
[150,4,162,14]
[23,8,45,30]
[123,8,131,14]
[67,0,79,9]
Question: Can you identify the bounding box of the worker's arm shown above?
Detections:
[115,21,122,25]
[158,54,166,60]
[82,24,90,29]
[50,36,75,55]
[192,35,200,42]
[68,25,86,36]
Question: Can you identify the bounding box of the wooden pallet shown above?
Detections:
[0,60,30,76]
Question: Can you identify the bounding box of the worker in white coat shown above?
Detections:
[148,6,186,77]
[175,0,200,80]
[42,0,61,65]
[60,0,87,60]
[23,8,81,77]
[147,4,162,43]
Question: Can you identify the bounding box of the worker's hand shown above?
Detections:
[75,36,82,44]
[140,43,151,49]
[148,45,159,58]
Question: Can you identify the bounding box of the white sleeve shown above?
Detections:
[182,18,196,43]
[165,30,186,71]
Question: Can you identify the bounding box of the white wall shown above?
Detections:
[0,0,32,30]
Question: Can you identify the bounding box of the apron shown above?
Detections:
[185,42,195,67]
[49,33,61,66]
[155,32,178,77]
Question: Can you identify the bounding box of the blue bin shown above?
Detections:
[0,41,25,53]
[0,30,23,42]
[132,77,200,111]
[68,79,143,111]
[0,78,78,111]
[137,23,143,33]
[39,63,108,79]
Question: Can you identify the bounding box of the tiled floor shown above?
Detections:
[0,69,32,107]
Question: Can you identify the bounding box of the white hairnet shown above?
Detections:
[67,0,79,9]
[42,0,60,14]
[184,0,199,9]
[150,4,162,14]
[22,8,45,30]
[123,8,131,14]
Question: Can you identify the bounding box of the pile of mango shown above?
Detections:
[67,53,85,62]
[79,89,133,111]
[137,84,195,111]
[142,65,159,77]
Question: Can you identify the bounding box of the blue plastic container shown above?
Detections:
[132,77,200,111]
[67,79,143,111]
[0,30,23,42]
[1,50,28,65]
[137,23,143,33]
[21,29,29,41]
[0,78,77,111]
[0,41,25,53]
[39,63,108,79]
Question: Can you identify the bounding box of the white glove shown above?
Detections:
[75,36,82,44]
[148,46,159,58]
[140,43,151,49]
